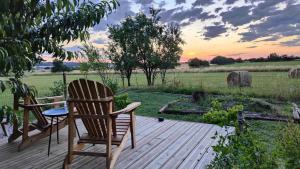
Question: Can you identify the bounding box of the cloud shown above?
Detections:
[160,7,215,26]
[259,35,281,42]
[92,38,107,44]
[192,0,214,7]
[220,6,253,27]
[176,0,185,4]
[215,7,222,13]
[88,0,300,47]
[135,0,154,5]
[246,46,257,48]
[225,0,238,5]
[92,0,135,31]
[203,24,227,40]
[159,7,183,22]
[64,45,82,52]
[239,2,300,46]
[227,52,247,56]
[281,37,300,47]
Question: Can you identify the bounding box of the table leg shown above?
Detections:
[57,116,59,144]
[48,117,54,156]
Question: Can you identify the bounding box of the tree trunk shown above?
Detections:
[143,68,158,86]
[125,69,132,87]
[146,73,152,86]
[121,75,125,88]
[127,77,131,86]
[160,69,167,85]
[151,72,156,86]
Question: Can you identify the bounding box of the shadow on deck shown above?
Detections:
[0,116,227,169]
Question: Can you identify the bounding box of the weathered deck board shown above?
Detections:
[0,116,226,169]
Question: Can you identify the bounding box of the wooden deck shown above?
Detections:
[0,116,227,169]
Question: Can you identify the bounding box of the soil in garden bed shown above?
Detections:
[160,93,290,118]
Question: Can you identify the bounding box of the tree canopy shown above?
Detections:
[107,17,138,86]
[188,58,209,68]
[159,23,184,84]
[80,43,110,83]
[107,8,183,86]
[210,56,235,65]
[0,0,118,78]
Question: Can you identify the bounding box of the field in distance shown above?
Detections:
[1,70,300,106]
[177,60,300,72]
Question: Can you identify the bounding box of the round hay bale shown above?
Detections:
[288,68,300,79]
[227,71,252,87]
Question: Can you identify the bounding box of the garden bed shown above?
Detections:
[159,92,293,122]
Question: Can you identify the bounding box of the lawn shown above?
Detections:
[126,90,206,122]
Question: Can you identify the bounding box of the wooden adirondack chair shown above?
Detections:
[8,95,68,151]
[63,79,141,169]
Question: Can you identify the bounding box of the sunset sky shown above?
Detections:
[59,0,300,61]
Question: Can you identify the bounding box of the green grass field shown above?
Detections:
[197,60,300,72]
[1,71,300,106]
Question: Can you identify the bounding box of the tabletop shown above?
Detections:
[42,107,68,117]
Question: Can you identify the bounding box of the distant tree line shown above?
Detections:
[51,59,72,72]
[188,53,300,67]
[245,53,300,62]
[188,58,209,68]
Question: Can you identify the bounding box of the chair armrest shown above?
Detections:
[110,102,141,116]
[19,96,65,104]
[36,95,64,101]
[19,101,66,109]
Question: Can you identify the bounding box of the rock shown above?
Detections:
[227,71,252,87]
[249,98,281,114]
[288,68,300,79]
[192,91,206,102]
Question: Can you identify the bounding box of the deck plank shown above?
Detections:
[160,123,214,169]
[0,116,227,169]
[177,125,222,169]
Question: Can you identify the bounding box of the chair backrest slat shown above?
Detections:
[69,80,98,137]
[68,79,114,138]
[29,97,48,126]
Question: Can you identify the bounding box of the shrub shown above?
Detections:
[79,62,90,78]
[114,93,131,110]
[0,105,13,123]
[203,100,243,126]
[277,123,300,168]
[206,101,277,169]
[208,127,277,169]
[105,79,118,94]
[188,58,209,68]
[49,80,65,96]
[211,56,235,65]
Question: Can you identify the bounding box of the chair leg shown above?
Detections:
[106,118,112,169]
[1,123,7,136]
[106,157,111,169]
[47,117,54,156]
[130,112,136,148]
